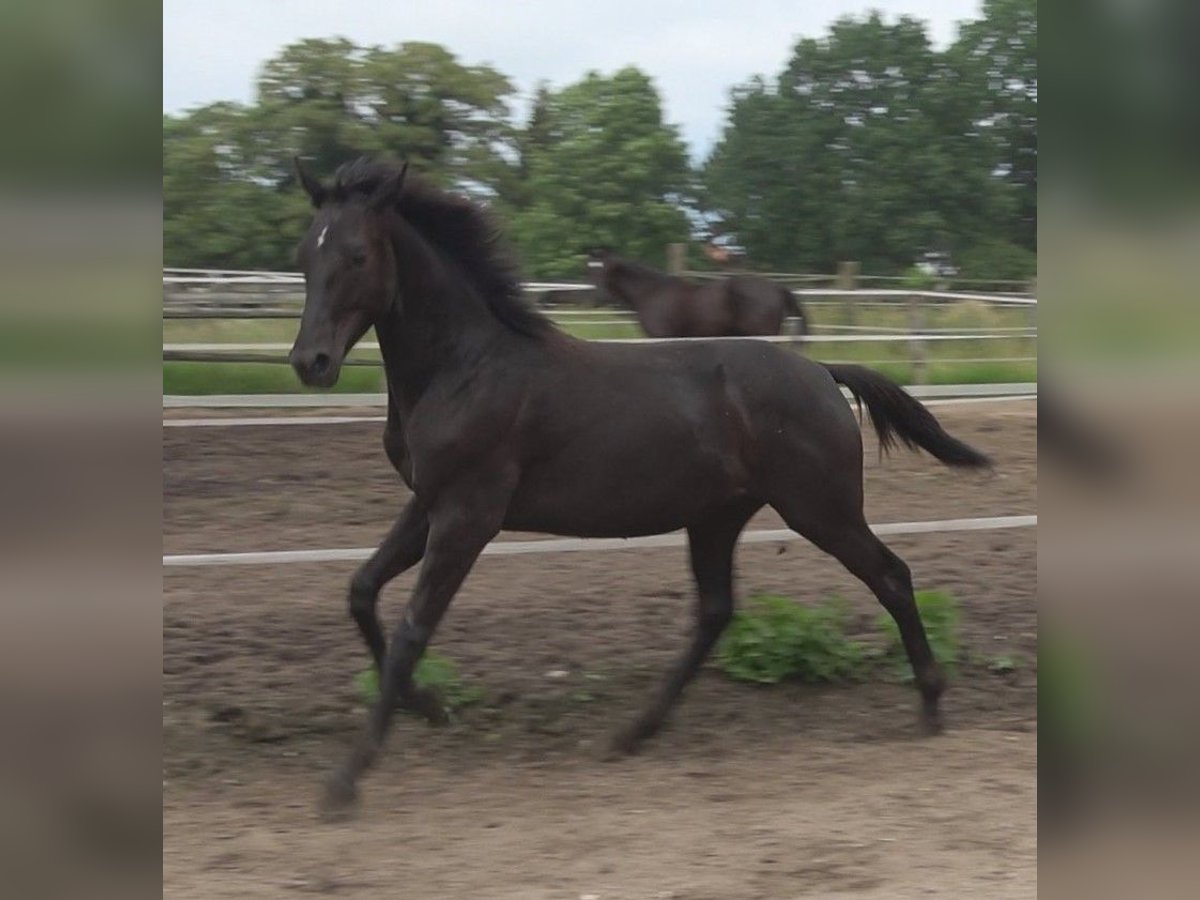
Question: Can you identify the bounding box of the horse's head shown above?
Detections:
[289,157,406,388]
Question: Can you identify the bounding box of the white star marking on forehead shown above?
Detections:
[317,225,328,249]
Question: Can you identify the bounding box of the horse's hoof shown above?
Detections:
[318,772,360,821]
[604,724,648,760]
[602,739,637,762]
[411,688,451,726]
[920,703,945,736]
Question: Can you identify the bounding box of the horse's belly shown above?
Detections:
[503,449,747,538]
[502,500,692,538]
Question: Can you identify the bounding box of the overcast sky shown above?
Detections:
[163,0,982,160]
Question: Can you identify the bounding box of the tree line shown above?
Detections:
[163,0,1035,281]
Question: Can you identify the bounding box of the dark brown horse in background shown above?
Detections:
[587,249,808,338]
[288,157,989,816]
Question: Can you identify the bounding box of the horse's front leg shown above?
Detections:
[322,474,512,816]
[348,497,429,673]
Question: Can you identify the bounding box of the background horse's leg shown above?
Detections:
[609,503,759,755]
[348,498,429,672]
[776,504,946,732]
[323,486,509,814]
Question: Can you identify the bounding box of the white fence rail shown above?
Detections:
[163,270,1036,304]
[164,514,1038,568]
[165,268,593,294]
[163,270,1036,384]
[163,383,1038,410]
[164,331,1035,354]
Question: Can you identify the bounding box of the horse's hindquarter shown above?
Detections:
[686,283,737,337]
[728,276,786,335]
[502,342,757,537]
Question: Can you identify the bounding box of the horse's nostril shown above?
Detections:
[311,353,331,376]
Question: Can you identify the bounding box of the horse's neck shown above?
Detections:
[375,231,502,410]
[609,262,678,308]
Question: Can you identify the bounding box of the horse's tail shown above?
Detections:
[782,288,808,336]
[822,364,992,468]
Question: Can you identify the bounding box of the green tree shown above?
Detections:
[954,237,1036,281]
[163,40,518,270]
[950,0,1037,251]
[510,67,692,278]
[163,103,310,270]
[255,38,518,190]
[703,11,1026,274]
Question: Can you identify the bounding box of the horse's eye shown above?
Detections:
[349,251,367,267]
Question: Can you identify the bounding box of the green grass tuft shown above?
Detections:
[717,594,867,684]
[355,650,483,711]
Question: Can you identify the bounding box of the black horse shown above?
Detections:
[289,158,990,814]
[587,249,808,337]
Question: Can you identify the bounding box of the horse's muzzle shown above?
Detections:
[289,346,341,388]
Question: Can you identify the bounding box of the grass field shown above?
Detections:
[162,300,1036,394]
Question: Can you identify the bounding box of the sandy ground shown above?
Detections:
[163,399,1036,899]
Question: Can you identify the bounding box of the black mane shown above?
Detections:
[331,158,552,338]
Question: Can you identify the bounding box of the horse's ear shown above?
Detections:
[370,162,408,213]
[293,157,326,208]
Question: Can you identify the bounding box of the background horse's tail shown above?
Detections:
[822,364,991,468]
[782,288,808,336]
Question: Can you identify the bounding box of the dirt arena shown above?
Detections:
[163,399,1037,899]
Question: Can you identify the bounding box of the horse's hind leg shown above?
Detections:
[348,498,429,672]
[775,503,946,732]
[609,502,759,756]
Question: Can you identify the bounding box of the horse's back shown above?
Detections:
[571,335,854,441]
[706,339,843,411]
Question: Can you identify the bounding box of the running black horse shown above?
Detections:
[587,249,808,337]
[289,158,990,814]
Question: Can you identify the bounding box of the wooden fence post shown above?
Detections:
[836,260,860,326]
[907,293,928,385]
[667,243,686,275]
[1026,276,1038,333]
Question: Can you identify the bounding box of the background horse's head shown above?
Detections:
[289,157,407,387]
